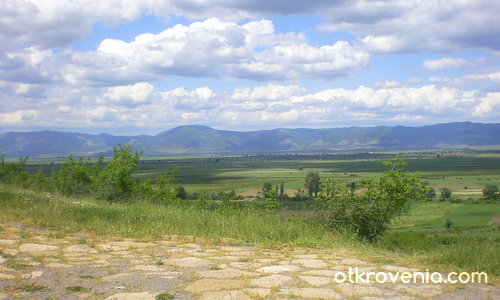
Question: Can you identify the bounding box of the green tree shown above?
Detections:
[264,188,280,211]
[279,181,285,196]
[314,156,427,242]
[54,155,97,195]
[440,187,452,201]
[0,154,28,184]
[97,144,142,202]
[262,182,273,193]
[426,187,436,200]
[305,172,321,197]
[482,185,499,200]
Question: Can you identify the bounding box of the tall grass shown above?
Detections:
[1,184,498,278]
[0,185,354,248]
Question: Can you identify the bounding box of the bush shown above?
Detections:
[97,145,141,202]
[0,155,28,184]
[440,187,452,201]
[52,155,103,195]
[314,156,427,242]
[482,185,498,200]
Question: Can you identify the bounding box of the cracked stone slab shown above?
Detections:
[299,275,334,286]
[199,290,252,300]
[18,243,58,253]
[63,244,99,253]
[185,279,245,293]
[256,264,301,274]
[197,267,260,279]
[0,239,17,246]
[251,274,294,288]
[163,256,212,268]
[278,287,343,299]
[292,258,328,268]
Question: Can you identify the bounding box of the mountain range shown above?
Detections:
[1,122,499,158]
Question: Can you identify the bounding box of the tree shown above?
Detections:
[262,182,273,193]
[314,156,427,242]
[440,187,452,201]
[426,187,436,200]
[305,172,321,197]
[264,188,280,211]
[97,144,142,202]
[279,181,285,196]
[482,185,499,200]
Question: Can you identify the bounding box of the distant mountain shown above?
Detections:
[1,122,500,158]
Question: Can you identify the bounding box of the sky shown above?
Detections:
[1,0,500,135]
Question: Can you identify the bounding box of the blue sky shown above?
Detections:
[1,0,499,135]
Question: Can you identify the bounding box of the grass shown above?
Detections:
[0,185,354,248]
[1,183,498,278]
[65,286,90,293]
[156,293,175,300]
[392,202,500,230]
[15,284,48,292]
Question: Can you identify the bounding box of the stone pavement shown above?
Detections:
[0,220,497,299]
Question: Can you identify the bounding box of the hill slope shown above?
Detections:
[1,122,499,157]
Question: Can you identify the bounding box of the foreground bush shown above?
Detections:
[315,156,427,241]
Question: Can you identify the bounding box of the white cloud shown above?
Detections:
[91,18,368,82]
[1,18,368,86]
[423,58,466,71]
[100,82,154,106]
[323,0,500,53]
[3,83,497,131]
[2,0,499,55]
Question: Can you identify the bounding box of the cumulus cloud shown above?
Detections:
[322,0,500,53]
[0,18,369,86]
[2,83,497,131]
[423,58,467,71]
[2,0,499,55]
[91,18,368,82]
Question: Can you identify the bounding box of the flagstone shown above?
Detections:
[184,279,245,293]
[198,267,259,279]
[251,274,293,288]
[163,256,212,268]
[199,290,252,300]
[256,264,301,274]
[278,287,342,299]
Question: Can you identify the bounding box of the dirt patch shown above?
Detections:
[492,214,500,225]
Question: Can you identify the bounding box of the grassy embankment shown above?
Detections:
[1,183,499,278]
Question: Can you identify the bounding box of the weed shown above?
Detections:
[16,284,48,292]
[47,232,65,239]
[156,293,175,300]
[65,286,90,293]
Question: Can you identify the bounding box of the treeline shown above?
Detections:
[0,145,184,205]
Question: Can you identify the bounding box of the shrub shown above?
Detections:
[314,156,427,242]
[97,145,141,202]
[440,187,452,201]
[482,185,498,200]
[0,155,28,184]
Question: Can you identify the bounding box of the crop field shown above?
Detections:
[127,152,500,198]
